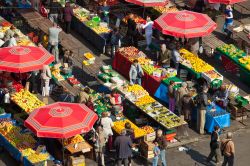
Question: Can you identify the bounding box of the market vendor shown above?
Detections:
[3,25,15,41]
[213,85,229,109]
[129,59,144,85]
[99,1,110,25]
[142,16,154,51]
[109,89,123,115]
[176,82,189,115]
[171,43,181,76]
[127,14,138,47]
[158,44,171,68]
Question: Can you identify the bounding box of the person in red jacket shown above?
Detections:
[40,2,48,18]
[109,89,123,115]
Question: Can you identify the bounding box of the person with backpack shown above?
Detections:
[207,126,221,164]
[221,132,235,166]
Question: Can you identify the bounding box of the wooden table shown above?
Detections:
[64,141,94,160]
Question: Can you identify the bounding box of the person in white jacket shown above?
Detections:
[142,16,154,51]
[41,65,52,96]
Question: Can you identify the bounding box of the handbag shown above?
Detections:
[221,140,230,156]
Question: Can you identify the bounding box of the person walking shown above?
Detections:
[152,141,161,166]
[158,44,171,68]
[142,16,154,51]
[114,129,133,166]
[93,125,106,166]
[129,59,144,85]
[48,0,61,23]
[153,129,167,166]
[197,86,209,134]
[100,112,114,151]
[221,132,235,166]
[63,2,74,33]
[48,23,62,63]
[168,80,175,113]
[207,126,221,164]
[108,27,121,57]
[223,5,233,35]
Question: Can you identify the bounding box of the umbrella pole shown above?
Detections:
[62,138,65,166]
[143,7,145,18]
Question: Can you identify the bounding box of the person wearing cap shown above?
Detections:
[114,129,133,166]
[197,86,209,134]
[176,82,189,115]
[221,132,235,166]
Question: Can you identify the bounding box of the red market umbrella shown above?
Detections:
[0,46,54,73]
[154,10,217,38]
[125,0,169,7]
[24,102,98,138]
[208,0,246,4]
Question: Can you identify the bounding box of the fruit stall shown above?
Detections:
[216,44,250,86]
[0,121,54,166]
[97,66,186,130]
[0,17,35,47]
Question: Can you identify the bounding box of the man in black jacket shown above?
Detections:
[127,14,138,47]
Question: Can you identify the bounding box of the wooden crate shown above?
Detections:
[140,141,155,158]
[144,132,156,142]
[69,155,85,166]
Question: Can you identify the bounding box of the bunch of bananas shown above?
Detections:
[27,152,49,163]
[21,148,35,157]
[180,49,214,73]
[135,95,156,106]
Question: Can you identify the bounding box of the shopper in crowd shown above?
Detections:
[108,27,121,57]
[152,141,161,166]
[176,82,189,115]
[28,70,39,94]
[93,125,106,166]
[7,33,18,47]
[168,80,175,113]
[40,65,52,97]
[109,89,123,115]
[125,122,135,142]
[207,126,221,164]
[48,23,62,63]
[223,5,233,35]
[101,112,114,151]
[127,14,138,47]
[188,37,200,55]
[158,44,171,68]
[86,96,95,111]
[197,86,209,134]
[171,44,181,76]
[63,1,74,33]
[142,16,154,51]
[58,87,74,102]
[4,25,15,41]
[114,129,133,166]
[48,0,61,23]
[214,84,229,109]
[78,87,91,104]
[100,0,110,25]
[129,59,144,85]
[182,92,194,125]
[153,129,167,166]
[193,0,205,13]
[221,132,235,166]
[40,2,49,18]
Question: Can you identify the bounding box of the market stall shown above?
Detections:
[216,44,250,85]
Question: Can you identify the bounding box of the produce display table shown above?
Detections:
[154,77,182,104]
[216,44,250,85]
[113,51,165,95]
[205,105,230,133]
[0,133,22,161]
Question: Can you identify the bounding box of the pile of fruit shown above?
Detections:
[68,77,80,85]
[123,14,145,24]
[84,52,95,60]
[73,6,89,22]
[92,26,111,34]
[63,134,84,146]
[135,95,156,106]
[126,85,148,98]
[180,49,214,73]
[129,56,151,65]
[203,70,222,80]
[11,90,45,114]
[217,44,245,58]
[141,125,154,134]
[17,38,34,46]
[142,65,156,75]
[0,121,36,151]
[27,152,50,163]
[51,67,64,81]
[239,56,250,70]
[153,6,178,14]
[118,47,139,58]
[113,119,147,138]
